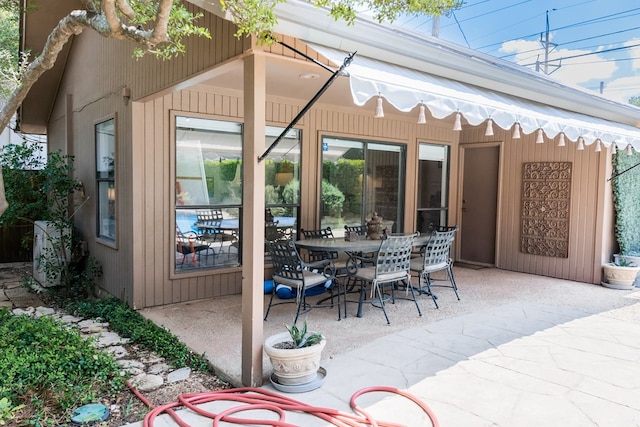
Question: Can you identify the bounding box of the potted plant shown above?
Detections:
[602,256,640,290]
[611,150,640,286]
[263,321,325,386]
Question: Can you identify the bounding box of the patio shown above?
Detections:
[139,266,640,387]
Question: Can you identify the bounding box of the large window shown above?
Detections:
[416,143,449,233]
[174,117,301,272]
[264,126,301,241]
[321,137,405,234]
[96,118,116,242]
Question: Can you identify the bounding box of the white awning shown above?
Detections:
[311,44,640,151]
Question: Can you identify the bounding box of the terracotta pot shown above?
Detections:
[264,332,325,385]
[603,263,640,288]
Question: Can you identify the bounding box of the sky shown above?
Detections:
[394,0,640,104]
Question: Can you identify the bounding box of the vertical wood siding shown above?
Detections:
[46,8,609,307]
[459,126,605,283]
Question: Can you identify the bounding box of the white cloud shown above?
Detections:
[601,75,640,104]
[624,38,640,71]
[499,38,617,88]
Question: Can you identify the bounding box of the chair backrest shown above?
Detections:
[375,233,418,277]
[423,228,456,267]
[301,227,338,262]
[265,220,283,242]
[266,240,305,282]
[196,208,223,222]
[344,225,365,235]
[433,225,458,233]
[301,227,334,240]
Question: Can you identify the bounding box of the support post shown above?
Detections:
[241,50,266,386]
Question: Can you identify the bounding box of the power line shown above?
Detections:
[476,6,640,52]
[520,42,640,67]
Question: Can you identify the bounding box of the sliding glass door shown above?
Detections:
[321,137,405,234]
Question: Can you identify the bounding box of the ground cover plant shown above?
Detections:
[64,297,216,374]
[0,308,126,425]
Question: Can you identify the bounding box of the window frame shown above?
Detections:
[416,142,451,233]
[95,115,117,247]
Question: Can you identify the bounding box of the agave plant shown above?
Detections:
[285,320,324,349]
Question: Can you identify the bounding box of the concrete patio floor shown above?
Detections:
[135,266,640,426]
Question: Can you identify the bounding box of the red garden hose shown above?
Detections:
[128,381,439,427]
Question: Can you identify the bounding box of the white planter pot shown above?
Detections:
[613,254,640,287]
[603,263,640,289]
[264,332,326,385]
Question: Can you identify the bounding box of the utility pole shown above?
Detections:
[432,15,440,37]
[539,10,561,74]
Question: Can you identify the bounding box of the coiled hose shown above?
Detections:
[127,381,439,427]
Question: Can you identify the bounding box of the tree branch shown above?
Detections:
[149,0,172,45]
[102,0,124,36]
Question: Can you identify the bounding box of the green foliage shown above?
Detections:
[0,308,125,424]
[0,397,24,425]
[282,179,300,205]
[220,159,240,181]
[65,298,215,374]
[321,179,345,217]
[285,320,324,348]
[612,256,637,267]
[0,0,19,100]
[334,159,364,213]
[130,1,211,60]
[0,142,47,227]
[612,150,640,255]
[225,0,462,42]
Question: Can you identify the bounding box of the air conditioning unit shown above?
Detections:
[33,221,71,287]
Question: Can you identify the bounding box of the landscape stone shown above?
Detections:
[130,374,164,391]
[106,345,129,359]
[148,362,170,375]
[167,367,191,383]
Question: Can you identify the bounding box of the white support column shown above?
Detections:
[241,50,266,386]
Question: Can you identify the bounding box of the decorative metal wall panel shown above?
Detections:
[521,162,571,257]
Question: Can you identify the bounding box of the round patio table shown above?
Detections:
[295,234,431,317]
[294,233,430,252]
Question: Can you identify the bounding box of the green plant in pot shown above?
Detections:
[263,320,326,386]
[610,150,640,287]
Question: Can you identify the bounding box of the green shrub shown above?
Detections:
[321,179,345,217]
[0,308,125,424]
[282,179,300,205]
[65,298,215,374]
[612,150,640,255]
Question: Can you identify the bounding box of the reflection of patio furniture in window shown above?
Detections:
[265,220,287,242]
[350,232,421,324]
[264,240,341,323]
[176,226,214,267]
[195,209,237,254]
[410,226,459,309]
